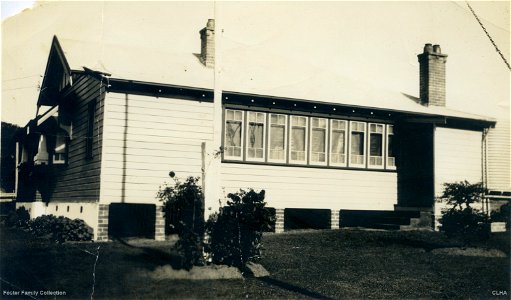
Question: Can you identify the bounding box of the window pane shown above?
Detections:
[370,134,382,156]
[225,120,242,157]
[291,127,306,161]
[270,125,285,160]
[248,123,264,158]
[388,134,394,157]
[311,128,326,162]
[351,132,364,155]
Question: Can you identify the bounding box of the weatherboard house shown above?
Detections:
[14,20,497,241]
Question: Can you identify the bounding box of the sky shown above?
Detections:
[1,1,510,125]
[1,1,34,20]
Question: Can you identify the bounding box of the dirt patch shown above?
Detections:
[431,247,507,258]
[138,264,244,280]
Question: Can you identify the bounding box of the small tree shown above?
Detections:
[157,173,204,269]
[439,181,490,242]
[205,189,274,269]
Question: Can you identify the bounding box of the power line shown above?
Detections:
[465,1,511,71]
[2,85,39,91]
[450,1,510,33]
[2,74,41,82]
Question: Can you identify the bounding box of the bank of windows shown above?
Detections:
[223,109,396,170]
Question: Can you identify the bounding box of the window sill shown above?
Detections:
[221,159,397,172]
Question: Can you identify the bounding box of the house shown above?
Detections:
[7,2,506,240]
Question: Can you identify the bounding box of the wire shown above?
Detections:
[2,74,41,82]
[2,85,38,91]
[465,1,511,71]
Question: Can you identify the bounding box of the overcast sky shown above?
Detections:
[1,1,510,125]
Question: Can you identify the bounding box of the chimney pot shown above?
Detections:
[433,44,441,54]
[206,19,215,30]
[424,43,433,54]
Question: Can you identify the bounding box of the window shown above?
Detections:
[85,101,95,159]
[221,108,397,172]
[269,114,287,162]
[368,123,384,168]
[330,120,347,166]
[290,116,308,163]
[224,109,243,159]
[246,111,266,161]
[53,132,68,164]
[386,124,396,169]
[349,121,366,167]
[310,117,327,165]
[34,134,49,165]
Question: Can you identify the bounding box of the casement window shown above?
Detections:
[290,116,308,164]
[268,114,287,162]
[224,109,244,159]
[349,121,366,167]
[53,132,68,164]
[222,108,396,171]
[386,124,396,169]
[85,101,95,159]
[330,119,347,166]
[310,117,327,165]
[368,123,384,168]
[34,135,49,165]
[246,111,266,161]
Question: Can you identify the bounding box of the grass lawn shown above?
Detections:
[1,224,509,299]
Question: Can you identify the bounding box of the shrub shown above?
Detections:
[29,215,93,242]
[439,181,490,242]
[5,206,30,228]
[157,174,204,269]
[205,189,274,268]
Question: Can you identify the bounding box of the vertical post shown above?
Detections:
[330,210,340,229]
[15,142,19,197]
[155,205,165,241]
[204,8,223,218]
[275,208,284,233]
[96,204,109,241]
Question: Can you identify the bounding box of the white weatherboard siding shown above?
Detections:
[220,163,397,210]
[434,127,483,217]
[100,93,214,204]
[486,118,510,192]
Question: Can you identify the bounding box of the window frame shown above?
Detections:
[289,115,308,165]
[52,131,69,165]
[386,124,396,170]
[309,117,328,166]
[368,123,385,169]
[245,111,266,162]
[223,109,244,161]
[329,119,348,167]
[268,113,288,163]
[348,121,366,168]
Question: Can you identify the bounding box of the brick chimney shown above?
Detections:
[200,19,215,68]
[417,43,448,106]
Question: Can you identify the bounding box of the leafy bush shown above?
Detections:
[157,174,204,269]
[5,206,30,228]
[439,181,490,242]
[29,215,93,243]
[205,189,274,268]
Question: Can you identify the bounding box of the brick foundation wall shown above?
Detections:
[330,210,340,229]
[275,208,284,233]
[155,205,165,241]
[96,204,109,241]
